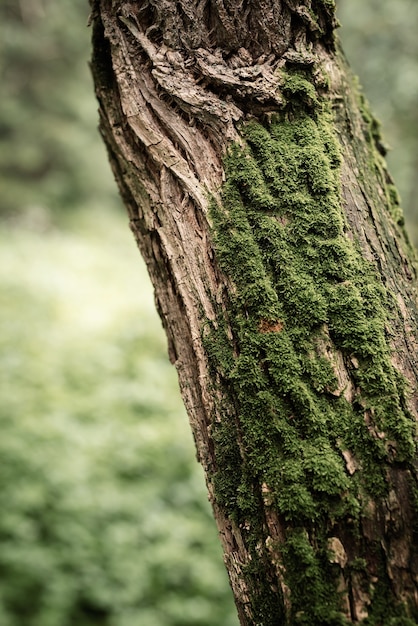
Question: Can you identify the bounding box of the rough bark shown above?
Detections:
[90,2,418,624]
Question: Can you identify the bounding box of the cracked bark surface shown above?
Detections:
[90,2,418,624]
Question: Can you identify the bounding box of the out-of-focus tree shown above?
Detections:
[0,0,117,219]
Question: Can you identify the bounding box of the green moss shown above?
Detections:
[204,69,416,623]
[282,71,319,108]
[349,557,367,572]
[355,86,415,251]
[358,93,387,154]
[387,184,405,226]
[362,550,418,625]
[282,528,349,625]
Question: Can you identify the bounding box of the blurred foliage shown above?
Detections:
[337,0,418,243]
[0,0,118,219]
[1,0,418,624]
[0,211,238,626]
[0,1,239,623]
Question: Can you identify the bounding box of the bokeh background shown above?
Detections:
[0,1,417,624]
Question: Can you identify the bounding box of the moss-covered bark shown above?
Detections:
[206,73,418,625]
[90,1,418,623]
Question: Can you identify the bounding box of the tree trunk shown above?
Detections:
[89,2,418,623]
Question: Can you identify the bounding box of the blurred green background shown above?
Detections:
[0,1,417,625]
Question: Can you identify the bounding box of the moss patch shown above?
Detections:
[356,88,415,250]
[204,71,416,623]
[282,528,349,625]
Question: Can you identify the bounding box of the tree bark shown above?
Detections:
[90,2,418,624]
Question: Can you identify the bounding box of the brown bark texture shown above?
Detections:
[90,1,418,624]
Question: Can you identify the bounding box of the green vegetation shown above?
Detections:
[0,0,118,220]
[0,2,239,623]
[0,210,238,626]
